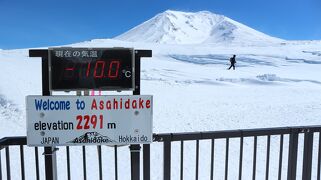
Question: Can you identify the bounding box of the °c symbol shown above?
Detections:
[124,71,132,78]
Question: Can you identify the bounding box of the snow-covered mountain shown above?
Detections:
[1,9,321,180]
[115,10,283,45]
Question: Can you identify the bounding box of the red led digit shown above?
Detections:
[108,60,120,78]
[94,61,105,78]
[86,62,91,77]
[64,63,76,78]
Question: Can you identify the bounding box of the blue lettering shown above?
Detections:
[43,100,47,110]
[34,99,71,111]
[35,100,43,110]
[66,101,70,110]
[50,101,55,110]
[55,102,59,109]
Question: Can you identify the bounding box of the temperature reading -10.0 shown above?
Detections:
[50,48,134,91]
[64,60,121,79]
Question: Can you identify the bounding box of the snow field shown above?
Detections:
[0,37,321,179]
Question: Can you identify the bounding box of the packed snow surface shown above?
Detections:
[1,10,321,180]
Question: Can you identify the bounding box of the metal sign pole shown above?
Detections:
[130,50,142,180]
[130,50,152,180]
[42,52,58,180]
[30,50,58,180]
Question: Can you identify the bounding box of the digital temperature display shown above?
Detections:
[49,48,134,91]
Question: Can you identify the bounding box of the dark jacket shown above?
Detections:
[230,57,236,64]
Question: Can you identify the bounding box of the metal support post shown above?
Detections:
[287,128,299,180]
[130,52,142,180]
[42,56,58,180]
[143,144,150,180]
[130,145,141,180]
[29,50,58,180]
[302,129,313,180]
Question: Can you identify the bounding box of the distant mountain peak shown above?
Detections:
[114,10,283,45]
[163,9,216,16]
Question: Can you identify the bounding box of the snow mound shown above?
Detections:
[255,74,321,85]
[285,57,321,64]
[0,94,19,116]
[302,51,321,56]
[170,54,276,67]
[0,94,23,136]
[114,10,283,45]
[256,74,281,81]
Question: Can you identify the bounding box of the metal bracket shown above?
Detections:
[42,147,59,155]
[300,128,311,133]
[129,145,141,152]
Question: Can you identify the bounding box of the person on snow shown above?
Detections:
[228,55,236,70]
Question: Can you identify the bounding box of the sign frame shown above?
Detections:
[48,47,136,91]
[29,48,152,180]
[26,95,153,147]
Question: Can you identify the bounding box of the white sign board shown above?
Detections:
[26,95,153,146]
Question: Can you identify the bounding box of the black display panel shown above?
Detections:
[49,48,134,91]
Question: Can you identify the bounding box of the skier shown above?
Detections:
[228,55,236,70]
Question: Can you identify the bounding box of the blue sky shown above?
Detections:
[0,0,320,49]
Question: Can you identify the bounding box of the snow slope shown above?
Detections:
[115,10,283,45]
